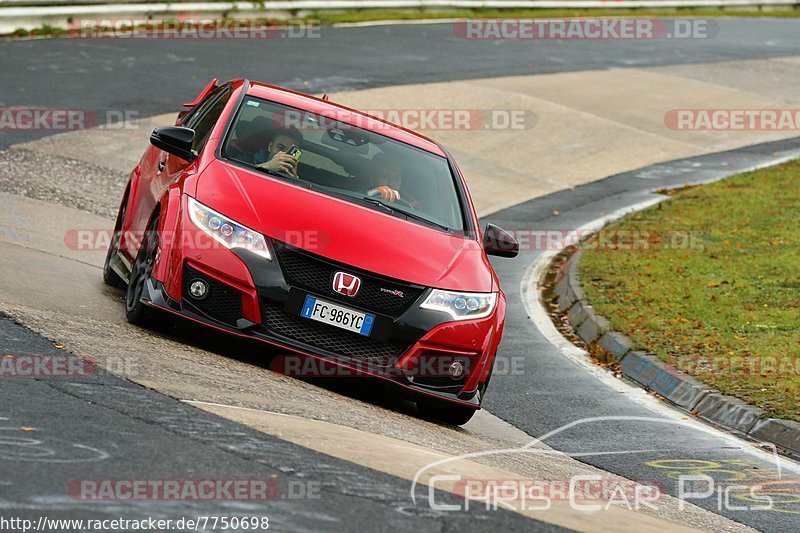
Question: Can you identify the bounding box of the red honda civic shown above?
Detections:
[104,78,518,425]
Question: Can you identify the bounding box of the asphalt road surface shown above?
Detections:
[3,17,800,148]
[0,316,561,532]
[484,136,800,532]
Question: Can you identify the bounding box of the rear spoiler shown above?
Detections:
[182,78,219,108]
[176,78,219,124]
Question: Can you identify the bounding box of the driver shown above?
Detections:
[368,153,406,203]
[255,125,304,179]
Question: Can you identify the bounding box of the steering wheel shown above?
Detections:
[368,186,414,210]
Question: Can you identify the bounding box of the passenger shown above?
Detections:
[226,116,272,164]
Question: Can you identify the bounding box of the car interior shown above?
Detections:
[221,98,464,231]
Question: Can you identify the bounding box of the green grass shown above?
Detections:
[308,7,800,24]
[580,160,800,421]
[11,24,68,38]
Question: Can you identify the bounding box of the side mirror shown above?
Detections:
[150,126,196,162]
[483,223,519,258]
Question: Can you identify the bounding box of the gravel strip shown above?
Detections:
[0,146,127,218]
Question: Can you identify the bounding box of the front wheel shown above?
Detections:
[417,397,477,426]
[125,214,159,326]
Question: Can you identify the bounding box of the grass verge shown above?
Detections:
[309,6,800,24]
[580,159,800,421]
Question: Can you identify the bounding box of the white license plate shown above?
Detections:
[300,295,375,336]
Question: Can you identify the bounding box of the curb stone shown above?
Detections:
[693,394,765,435]
[619,350,664,388]
[750,419,800,455]
[554,275,577,312]
[567,301,590,330]
[549,248,800,458]
[596,331,631,362]
[576,310,610,345]
[648,370,711,412]
[566,250,586,303]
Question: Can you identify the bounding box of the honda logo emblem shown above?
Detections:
[332,271,361,297]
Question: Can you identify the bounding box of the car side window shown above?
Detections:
[186,85,233,154]
[179,85,219,127]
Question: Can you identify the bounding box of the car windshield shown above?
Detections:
[221,96,466,232]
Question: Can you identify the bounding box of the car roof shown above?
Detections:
[243,80,447,157]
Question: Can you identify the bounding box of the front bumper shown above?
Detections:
[147,210,502,407]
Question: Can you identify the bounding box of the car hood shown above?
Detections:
[194,160,494,292]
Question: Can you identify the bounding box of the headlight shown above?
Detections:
[420,289,497,321]
[188,197,271,260]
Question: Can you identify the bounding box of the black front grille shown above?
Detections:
[183,264,243,327]
[262,301,407,366]
[274,243,424,316]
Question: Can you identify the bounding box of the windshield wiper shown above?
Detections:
[359,196,452,233]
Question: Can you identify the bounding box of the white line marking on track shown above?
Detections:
[332,18,461,29]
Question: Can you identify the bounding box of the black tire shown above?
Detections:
[125,213,159,326]
[103,194,128,288]
[417,397,477,426]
